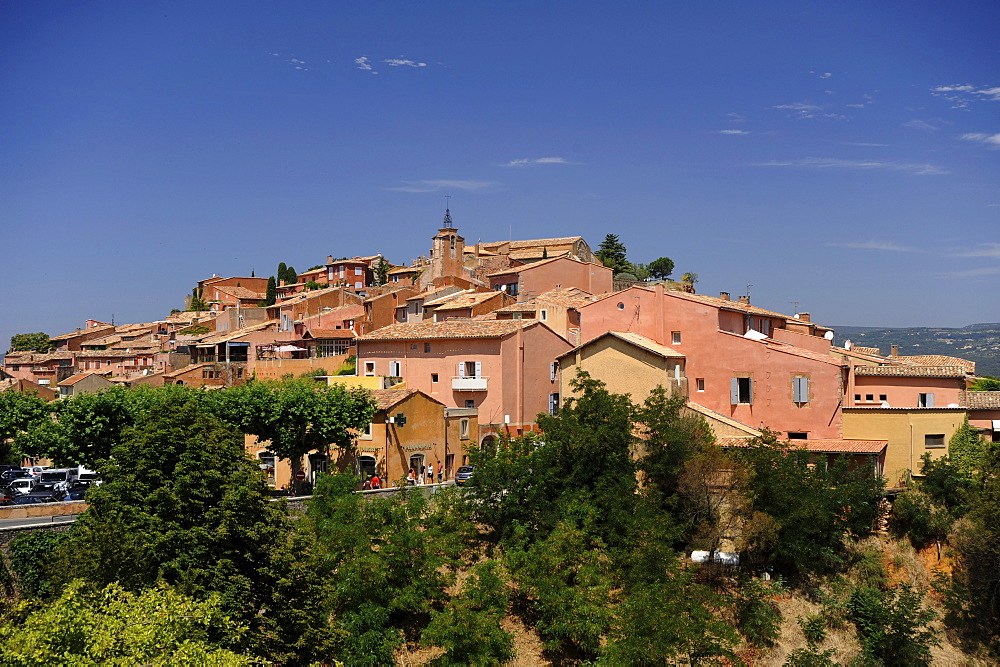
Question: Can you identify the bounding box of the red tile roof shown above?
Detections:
[964,391,1000,410]
[854,365,967,378]
[717,436,887,454]
[357,320,530,341]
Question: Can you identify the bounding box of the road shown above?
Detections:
[0,514,78,530]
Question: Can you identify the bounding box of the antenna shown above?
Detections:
[790,300,800,315]
[745,284,753,303]
[444,194,451,209]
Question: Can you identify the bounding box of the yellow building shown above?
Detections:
[842,406,967,488]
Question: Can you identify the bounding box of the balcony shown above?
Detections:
[452,376,488,391]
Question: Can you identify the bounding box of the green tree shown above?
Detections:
[0,391,50,464]
[51,398,333,662]
[9,333,53,353]
[0,580,256,665]
[307,473,465,664]
[647,256,675,280]
[373,256,391,286]
[188,287,209,311]
[422,561,515,665]
[847,585,939,666]
[969,376,1000,391]
[277,262,288,285]
[949,415,988,479]
[208,377,375,472]
[8,531,70,598]
[595,233,632,275]
[734,430,885,576]
[285,265,298,284]
[265,275,277,305]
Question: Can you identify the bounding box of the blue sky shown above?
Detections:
[2,1,997,350]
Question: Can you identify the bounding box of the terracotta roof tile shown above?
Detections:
[49,325,116,341]
[214,286,266,300]
[57,372,103,386]
[357,320,530,342]
[717,436,887,454]
[894,355,976,373]
[430,291,504,310]
[854,365,967,378]
[851,346,882,355]
[485,255,582,277]
[481,236,584,251]
[368,388,420,410]
[965,391,1000,410]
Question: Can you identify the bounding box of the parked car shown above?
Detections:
[0,469,29,483]
[25,465,50,479]
[11,493,56,505]
[35,469,72,494]
[455,465,475,486]
[63,488,88,501]
[6,478,35,496]
[70,467,102,488]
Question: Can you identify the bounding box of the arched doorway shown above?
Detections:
[358,455,377,480]
[408,453,426,483]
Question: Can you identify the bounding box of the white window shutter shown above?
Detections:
[550,362,557,381]
[458,362,465,378]
[926,393,934,407]
[475,361,482,378]
[730,378,739,405]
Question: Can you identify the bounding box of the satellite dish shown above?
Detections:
[845,340,852,350]
[824,331,834,340]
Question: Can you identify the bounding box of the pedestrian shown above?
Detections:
[427,462,434,485]
[407,468,416,486]
[419,462,426,483]
[437,460,443,483]
[362,477,372,491]
[371,474,381,489]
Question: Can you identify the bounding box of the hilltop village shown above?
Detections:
[5,211,999,490]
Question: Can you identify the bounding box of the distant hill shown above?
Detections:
[832,323,1000,378]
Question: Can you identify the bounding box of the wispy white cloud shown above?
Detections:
[355,56,377,74]
[383,58,426,68]
[717,129,750,135]
[755,157,947,175]
[846,142,889,147]
[903,119,940,132]
[385,179,496,193]
[502,157,576,167]
[769,101,845,120]
[960,132,1000,149]
[832,240,918,252]
[953,242,1000,259]
[940,266,1000,279]
[845,103,865,109]
[820,72,832,79]
[726,112,747,123]
[931,83,1000,109]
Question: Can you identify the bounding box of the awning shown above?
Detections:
[993,420,1000,431]
[273,345,307,353]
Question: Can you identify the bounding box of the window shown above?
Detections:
[549,393,560,415]
[465,399,475,408]
[424,342,431,353]
[865,394,874,402]
[617,302,625,310]
[788,432,808,440]
[792,376,809,404]
[389,360,401,377]
[550,362,558,382]
[360,422,372,439]
[460,361,480,378]
[925,434,945,449]
[879,394,887,402]
[919,393,935,408]
[854,394,861,402]
[696,378,705,392]
[355,267,363,276]
[318,340,350,357]
[431,373,439,383]
[355,282,363,289]
[671,331,682,345]
[411,344,418,350]
[202,369,217,379]
[540,309,548,321]
[730,377,753,405]
[364,362,376,376]
[460,418,470,440]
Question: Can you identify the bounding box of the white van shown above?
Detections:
[8,478,34,495]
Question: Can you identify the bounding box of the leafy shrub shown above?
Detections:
[847,585,939,666]
[888,490,950,548]
[8,531,70,598]
[784,646,838,666]
[798,613,827,646]
[734,576,783,647]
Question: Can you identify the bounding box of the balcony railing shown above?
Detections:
[452,376,488,391]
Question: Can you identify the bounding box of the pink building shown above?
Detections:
[576,285,846,439]
[487,256,613,301]
[356,320,572,444]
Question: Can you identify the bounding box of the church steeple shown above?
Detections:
[442,207,454,229]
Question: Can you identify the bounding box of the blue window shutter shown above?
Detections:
[730,378,739,405]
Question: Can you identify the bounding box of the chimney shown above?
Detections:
[737,296,750,304]
[326,255,333,264]
[890,345,899,357]
[719,291,730,301]
[798,312,811,322]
